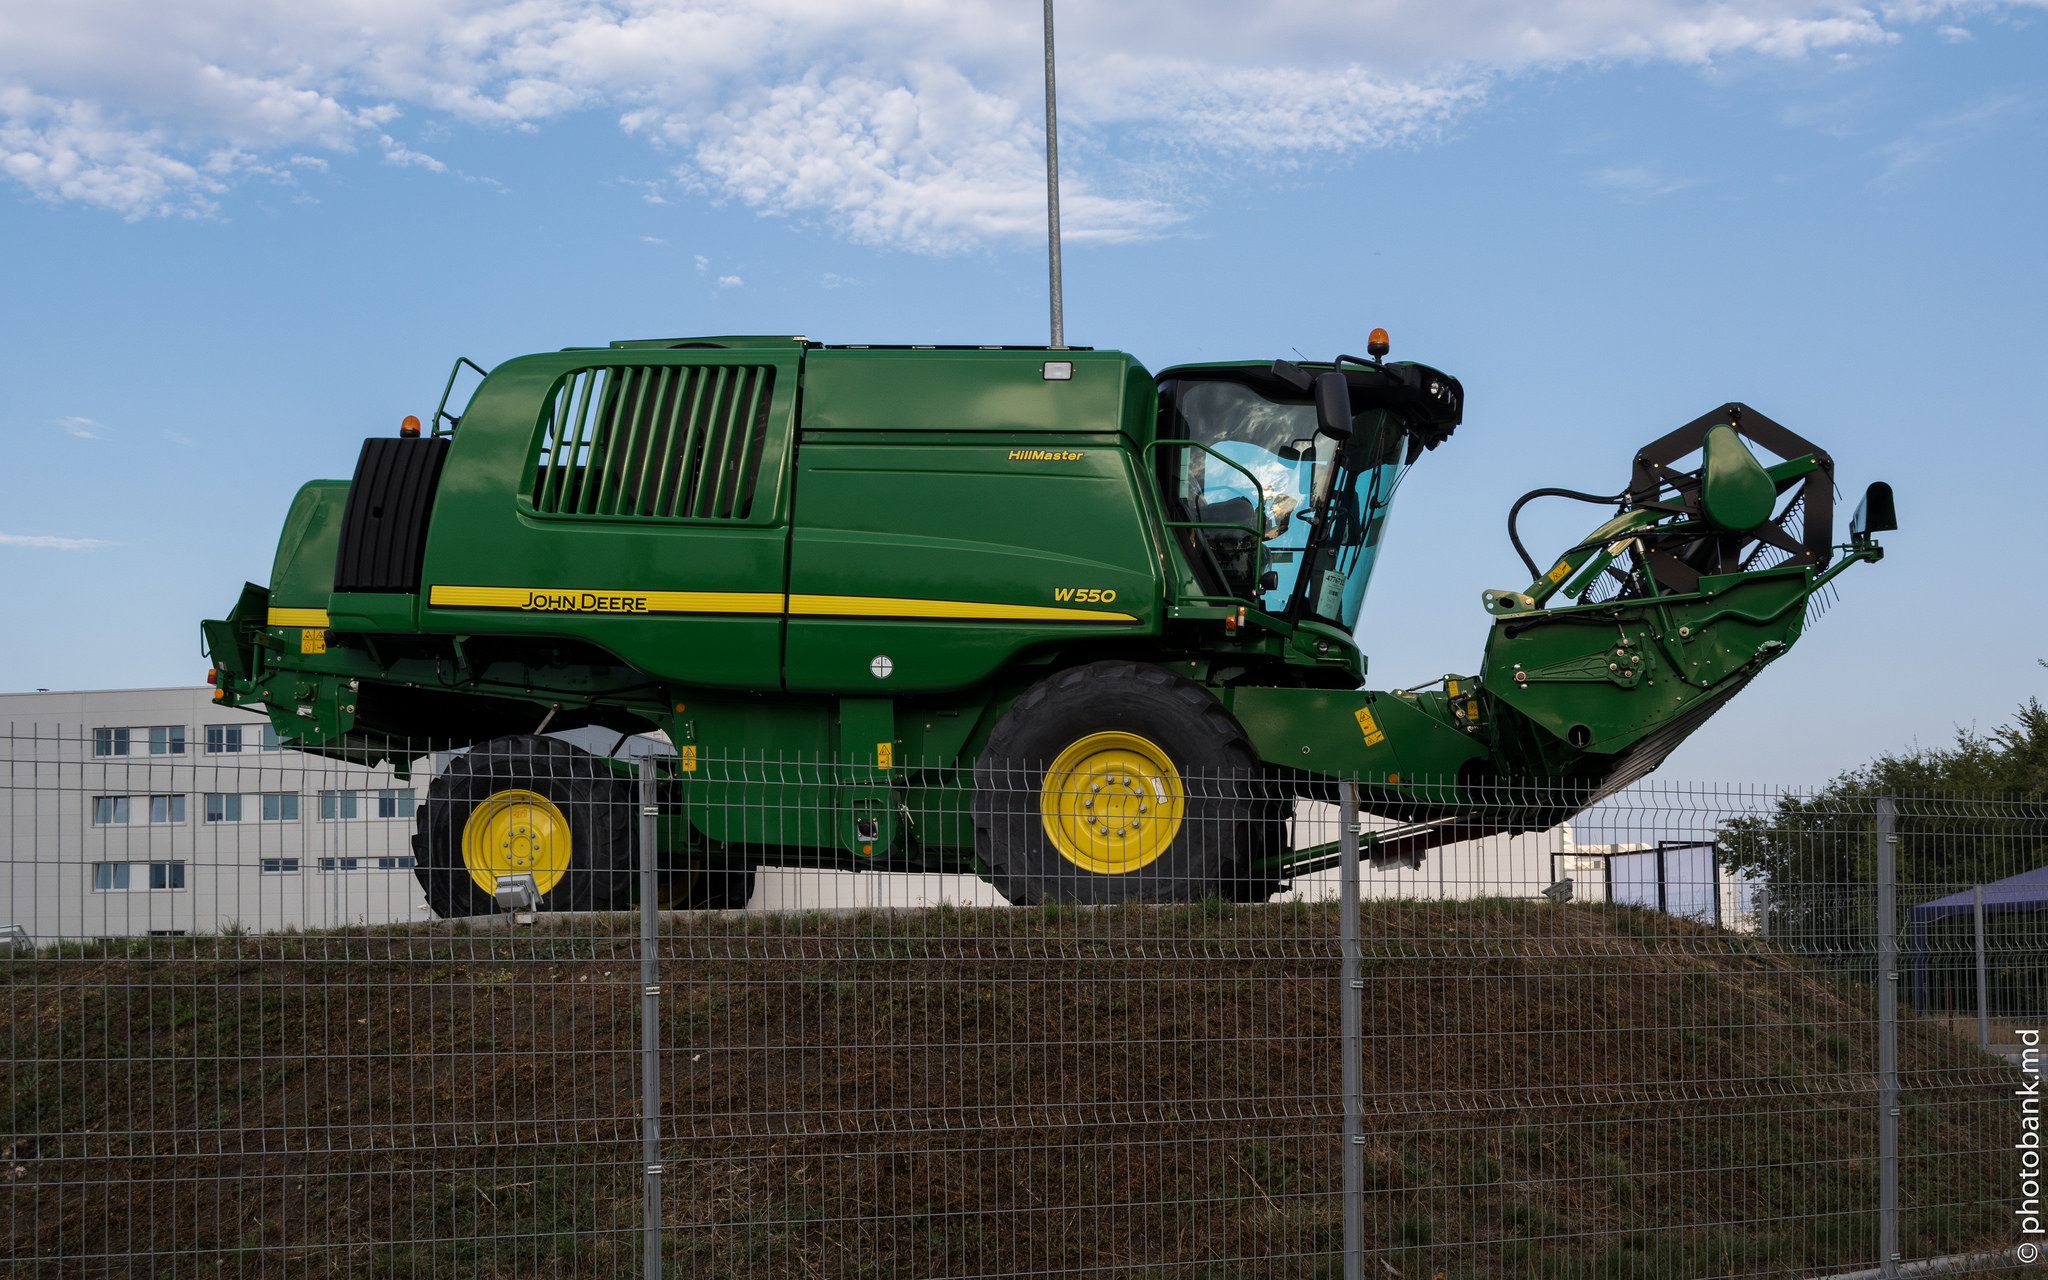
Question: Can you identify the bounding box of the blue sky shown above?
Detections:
[2,0,2044,784]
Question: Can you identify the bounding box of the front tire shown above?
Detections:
[413,734,637,918]
[972,661,1282,905]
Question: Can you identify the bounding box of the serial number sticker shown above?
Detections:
[679,745,698,773]
[1354,706,1386,747]
[300,628,326,655]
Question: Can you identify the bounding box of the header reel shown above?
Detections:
[1497,402,1890,613]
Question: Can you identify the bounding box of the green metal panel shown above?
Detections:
[1228,686,1487,783]
[415,347,801,691]
[783,436,1163,693]
[799,348,1147,437]
[269,481,347,607]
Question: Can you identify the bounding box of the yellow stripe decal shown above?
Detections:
[429,585,784,615]
[268,607,330,628]
[426,585,1137,625]
[789,593,1137,624]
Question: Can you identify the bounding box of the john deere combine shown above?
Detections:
[203,332,1893,913]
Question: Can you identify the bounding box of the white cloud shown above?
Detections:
[1874,92,2034,183]
[640,234,666,244]
[1936,23,1975,39]
[693,254,709,272]
[716,274,742,287]
[0,0,2033,245]
[55,416,105,439]
[820,272,859,288]
[1590,165,1693,201]
[378,135,447,172]
[0,532,112,549]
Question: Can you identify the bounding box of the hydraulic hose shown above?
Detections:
[1507,487,1627,580]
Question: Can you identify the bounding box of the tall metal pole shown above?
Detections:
[1877,797,1900,1280]
[1042,0,1065,349]
[1339,779,1363,1280]
[639,759,663,1280]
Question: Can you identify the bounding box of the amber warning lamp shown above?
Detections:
[1366,328,1390,360]
[400,415,422,438]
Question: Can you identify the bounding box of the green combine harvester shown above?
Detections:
[203,331,1894,914]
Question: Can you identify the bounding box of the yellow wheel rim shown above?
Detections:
[1040,731,1185,875]
[461,789,572,896]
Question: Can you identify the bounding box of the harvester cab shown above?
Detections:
[203,332,1889,913]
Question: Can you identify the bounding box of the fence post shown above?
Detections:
[1340,778,1363,1280]
[1973,886,1989,1052]
[1877,795,1900,1280]
[639,758,662,1280]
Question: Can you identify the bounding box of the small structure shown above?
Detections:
[1907,864,2048,1014]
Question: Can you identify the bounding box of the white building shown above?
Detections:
[2,687,429,943]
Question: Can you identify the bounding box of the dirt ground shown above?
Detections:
[3,898,2026,1278]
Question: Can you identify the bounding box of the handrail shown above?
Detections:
[1142,439,1273,609]
[433,357,490,437]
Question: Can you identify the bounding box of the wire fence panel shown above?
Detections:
[2,726,2042,1278]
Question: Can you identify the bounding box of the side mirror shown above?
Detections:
[1313,371,1353,440]
[1851,481,1897,541]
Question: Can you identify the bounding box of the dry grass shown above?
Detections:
[2,899,2024,1278]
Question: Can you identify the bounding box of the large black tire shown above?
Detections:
[413,734,637,918]
[972,661,1285,905]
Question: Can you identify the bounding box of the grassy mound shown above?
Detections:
[3,899,2022,1279]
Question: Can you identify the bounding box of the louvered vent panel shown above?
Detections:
[530,364,775,519]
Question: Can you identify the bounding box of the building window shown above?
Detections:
[376,856,417,870]
[319,790,360,820]
[93,797,132,826]
[147,795,186,825]
[208,792,302,823]
[318,857,361,871]
[92,861,186,890]
[376,789,417,819]
[260,858,301,873]
[259,725,282,752]
[205,724,245,754]
[148,726,187,755]
[94,728,131,757]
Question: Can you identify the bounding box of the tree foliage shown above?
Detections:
[1718,692,2048,948]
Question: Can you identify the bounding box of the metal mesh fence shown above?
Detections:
[3,726,2042,1277]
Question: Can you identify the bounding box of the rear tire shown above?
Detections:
[413,734,637,918]
[972,661,1281,905]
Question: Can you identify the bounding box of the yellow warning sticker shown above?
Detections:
[1445,679,1460,698]
[299,628,326,655]
[1354,706,1386,747]
[679,745,698,773]
[1546,559,1572,584]
[877,742,894,770]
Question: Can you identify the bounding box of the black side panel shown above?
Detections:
[333,438,450,594]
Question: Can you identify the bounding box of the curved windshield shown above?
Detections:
[1164,379,1410,630]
